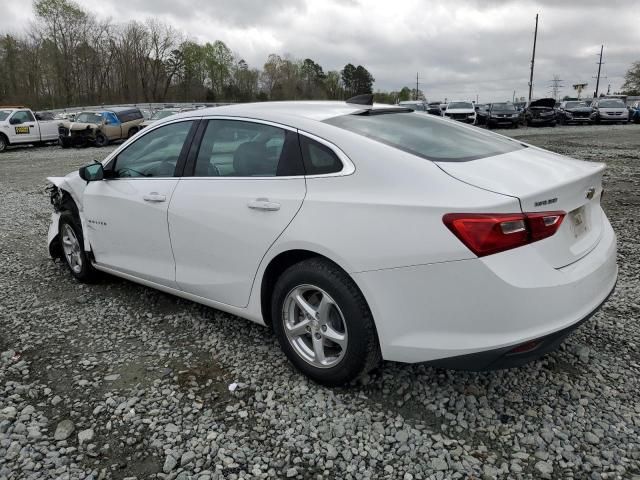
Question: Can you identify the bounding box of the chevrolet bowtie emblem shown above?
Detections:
[585,187,596,200]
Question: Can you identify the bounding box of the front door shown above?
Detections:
[83,120,195,287]
[168,119,307,307]
[8,110,39,144]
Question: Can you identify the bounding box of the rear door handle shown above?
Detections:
[143,192,166,203]
[248,198,281,211]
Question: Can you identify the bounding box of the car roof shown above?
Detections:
[166,101,399,124]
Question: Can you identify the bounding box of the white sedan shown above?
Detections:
[47,96,617,386]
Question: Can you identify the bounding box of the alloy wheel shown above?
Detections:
[61,224,83,274]
[282,285,348,368]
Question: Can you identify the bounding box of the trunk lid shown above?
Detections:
[436,146,606,268]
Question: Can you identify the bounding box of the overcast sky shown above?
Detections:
[2,0,639,102]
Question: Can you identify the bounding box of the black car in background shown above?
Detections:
[474,104,489,125]
[486,102,520,128]
[523,98,556,127]
[556,100,593,125]
[427,102,443,115]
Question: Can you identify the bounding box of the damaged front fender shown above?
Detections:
[46,175,91,256]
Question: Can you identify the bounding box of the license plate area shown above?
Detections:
[569,206,588,238]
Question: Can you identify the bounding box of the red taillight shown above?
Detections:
[443,211,565,257]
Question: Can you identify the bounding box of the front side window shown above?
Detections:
[324,112,525,162]
[112,121,193,178]
[11,111,35,123]
[193,120,303,177]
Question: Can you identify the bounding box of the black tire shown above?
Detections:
[0,134,7,152]
[94,133,108,147]
[58,212,99,283]
[271,258,381,386]
[128,127,138,138]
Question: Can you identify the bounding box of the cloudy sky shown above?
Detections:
[1,0,639,102]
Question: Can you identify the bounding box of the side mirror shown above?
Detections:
[79,163,104,182]
[9,117,21,125]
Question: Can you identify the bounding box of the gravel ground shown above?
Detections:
[1,124,639,480]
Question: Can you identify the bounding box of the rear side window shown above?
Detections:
[193,120,304,177]
[299,136,343,175]
[324,112,524,162]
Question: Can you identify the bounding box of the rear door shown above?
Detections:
[168,118,306,307]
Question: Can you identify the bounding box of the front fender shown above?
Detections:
[47,175,91,252]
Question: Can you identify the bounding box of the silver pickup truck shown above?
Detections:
[0,107,60,152]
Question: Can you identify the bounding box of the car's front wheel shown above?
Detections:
[271,258,381,386]
[58,212,99,282]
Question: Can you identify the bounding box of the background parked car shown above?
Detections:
[486,102,520,129]
[58,107,144,148]
[590,98,629,124]
[140,108,183,128]
[556,100,593,125]
[443,101,476,124]
[474,104,489,125]
[398,100,427,112]
[427,102,443,115]
[0,106,60,152]
[523,98,556,127]
[630,101,640,124]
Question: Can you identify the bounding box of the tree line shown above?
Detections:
[0,0,390,110]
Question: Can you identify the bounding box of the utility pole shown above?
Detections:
[528,13,539,102]
[513,90,516,103]
[415,72,419,101]
[594,45,604,98]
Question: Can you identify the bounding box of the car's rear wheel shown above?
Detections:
[58,212,99,283]
[271,258,381,386]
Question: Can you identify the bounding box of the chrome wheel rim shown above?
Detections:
[61,224,83,274]
[282,285,348,369]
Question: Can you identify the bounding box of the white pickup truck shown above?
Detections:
[0,107,60,152]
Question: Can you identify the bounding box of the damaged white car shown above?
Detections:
[47,96,617,386]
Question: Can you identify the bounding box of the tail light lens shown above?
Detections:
[443,211,565,257]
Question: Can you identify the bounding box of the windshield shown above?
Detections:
[598,100,625,108]
[0,110,11,121]
[151,110,179,120]
[324,112,525,162]
[448,102,473,109]
[566,101,588,108]
[75,112,103,124]
[491,103,515,111]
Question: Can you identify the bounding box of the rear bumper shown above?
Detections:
[353,215,617,364]
[426,281,615,370]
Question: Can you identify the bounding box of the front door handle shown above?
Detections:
[248,198,281,211]
[143,192,166,203]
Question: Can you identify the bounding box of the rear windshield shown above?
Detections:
[324,112,525,162]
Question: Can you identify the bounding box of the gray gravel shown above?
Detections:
[1,125,639,479]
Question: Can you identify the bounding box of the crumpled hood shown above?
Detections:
[529,98,556,109]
